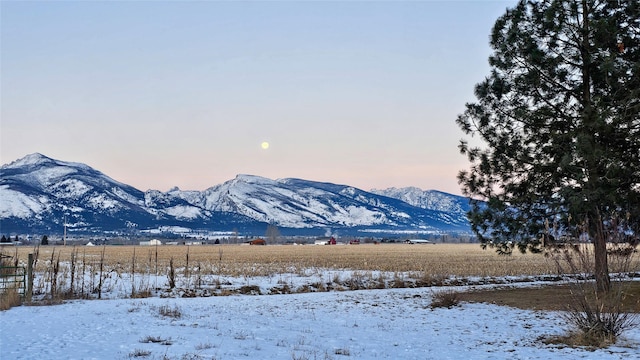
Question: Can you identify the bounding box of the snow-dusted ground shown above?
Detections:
[1,280,639,360]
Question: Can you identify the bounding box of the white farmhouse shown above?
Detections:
[139,239,163,246]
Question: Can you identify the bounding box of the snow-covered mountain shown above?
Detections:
[370,187,472,225]
[0,153,472,235]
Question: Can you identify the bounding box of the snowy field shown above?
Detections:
[2,282,639,360]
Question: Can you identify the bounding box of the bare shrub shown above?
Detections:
[237,284,261,295]
[295,284,314,293]
[194,342,214,350]
[157,304,182,318]
[545,229,639,347]
[269,284,292,295]
[131,288,152,299]
[139,335,172,345]
[233,329,250,340]
[556,278,638,347]
[367,273,386,289]
[390,273,407,288]
[430,289,461,309]
[128,348,152,358]
[0,286,22,311]
[417,272,446,287]
[311,281,327,292]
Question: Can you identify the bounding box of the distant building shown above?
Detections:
[314,236,337,245]
[139,239,162,246]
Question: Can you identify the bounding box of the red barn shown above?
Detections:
[249,238,266,245]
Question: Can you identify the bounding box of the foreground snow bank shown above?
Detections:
[1,287,638,359]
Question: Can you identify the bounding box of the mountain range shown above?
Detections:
[0,153,473,236]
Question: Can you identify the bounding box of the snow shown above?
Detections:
[17,166,78,188]
[110,186,144,205]
[193,175,425,229]
[87,193,122,211]
[51,179,92,199]
[1,152,52,168]
[1,281,638,359]
[141,226,193,235]
[0,186,45,218]
[343,205,387,226]
[164,205,202,220]
[234,174,276,185]
[371,187,469,216]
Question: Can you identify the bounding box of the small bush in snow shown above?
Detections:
[157,304,182,319]
[546,240,639,347]
[128,348,151,357]
[430,289,461,309]
[140,335,172,345]
[237,284,261,295]
[194,342,214,350]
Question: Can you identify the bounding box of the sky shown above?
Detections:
[1,0,517,195]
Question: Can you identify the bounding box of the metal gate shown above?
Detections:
[0,266,26,298]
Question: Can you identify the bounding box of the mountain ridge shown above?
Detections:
[1,153,472,236]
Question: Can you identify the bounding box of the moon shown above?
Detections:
[261,141,270,150]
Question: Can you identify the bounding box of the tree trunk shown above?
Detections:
[580,0,610,294]
[593,211,611,293]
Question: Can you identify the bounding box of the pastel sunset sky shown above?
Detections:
[1,0,516,195]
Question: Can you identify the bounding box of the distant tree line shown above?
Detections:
[0,234,50,245]
[0,235,20,243]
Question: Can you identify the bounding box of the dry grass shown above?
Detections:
[0,243,568,303]
[458,282,640,313]
[1,254,24,310]
[3,243,638,314]
[5,243,558,278]
[156,304,182,319]
[430,289,462,309]
[0,287,22,311]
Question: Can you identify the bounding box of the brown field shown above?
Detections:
[458,282,640,313]
[2,243,560,278]
[2,243,638,315]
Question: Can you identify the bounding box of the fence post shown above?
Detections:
[26,253,33,302]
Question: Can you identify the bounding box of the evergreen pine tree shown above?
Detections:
[457,0,640,293]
